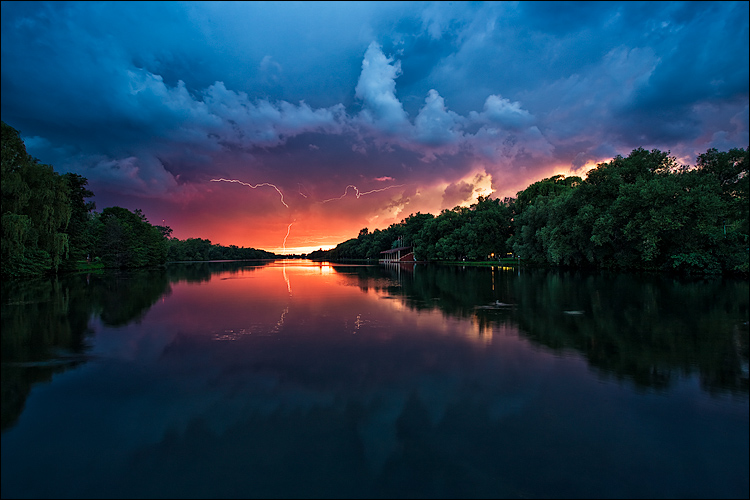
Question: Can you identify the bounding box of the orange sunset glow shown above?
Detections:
[151,162,600,255]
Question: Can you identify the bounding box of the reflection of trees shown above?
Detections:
[96,270,171,326]
[165,260,270,284]
[511,271,748,395]
[2,261,276,431]
[1,269,174,430]
[2,276,96,430]
[358,265,749,395]
[2,277,95,364]
[2,362,91,433]
[377,265,500,317]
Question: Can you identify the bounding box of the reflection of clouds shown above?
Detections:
[76,271,542,479]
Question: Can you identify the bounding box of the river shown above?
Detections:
[1,260,748,498]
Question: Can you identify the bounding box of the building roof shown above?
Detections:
[380,246,412,254]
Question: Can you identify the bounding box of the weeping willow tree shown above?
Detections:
[2,121,71,278]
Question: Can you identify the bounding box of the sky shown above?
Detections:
[2,1,748,254]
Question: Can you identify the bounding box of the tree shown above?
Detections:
[1,122,71,278]
[59,173,96,270]
[509,176,580,264]
[96,207,168,268]
[509,147,747,274]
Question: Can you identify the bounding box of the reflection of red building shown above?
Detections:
[379,246,414,263]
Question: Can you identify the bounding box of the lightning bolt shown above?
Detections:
[298,183,308,198]
[321,184,404,204]
[282,220,295,253]
[210,178,288,208]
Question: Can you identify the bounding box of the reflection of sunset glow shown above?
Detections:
[268,260,340,275]
[465,319,521,345]
[163,260,525,348]
[318,263,333,275]
[470,316,494,344]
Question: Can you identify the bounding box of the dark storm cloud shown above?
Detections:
[1,0,747,212]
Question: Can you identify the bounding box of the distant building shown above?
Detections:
[379,245,414,263]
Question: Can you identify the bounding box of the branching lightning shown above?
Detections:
[321,184,404,204]
[211,178,289,208]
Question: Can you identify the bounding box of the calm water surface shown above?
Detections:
[1,260,748,498]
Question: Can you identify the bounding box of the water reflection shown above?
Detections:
[2,262,747,432]
[1,261,747,498]
[1,262,274,430]
[368,265,749,396]
[1,269,173,431]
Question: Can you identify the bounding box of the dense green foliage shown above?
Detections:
[509,148,748,274]
[2,122,275,279]
[2,122,71,277]
[59,173,97,271]
[95,207,169,269]
[310,198,515,262]
[314,147,748,275]
[166,237,276,261]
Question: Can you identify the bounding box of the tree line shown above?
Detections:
[4,119,747,277]
[311,146,748,275]
[1,122,275,279]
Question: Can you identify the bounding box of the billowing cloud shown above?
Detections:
[355,41,410,134]
[413,89,464,156]
[470,95,535,130]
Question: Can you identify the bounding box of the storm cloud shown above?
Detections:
[2,1,747,253]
